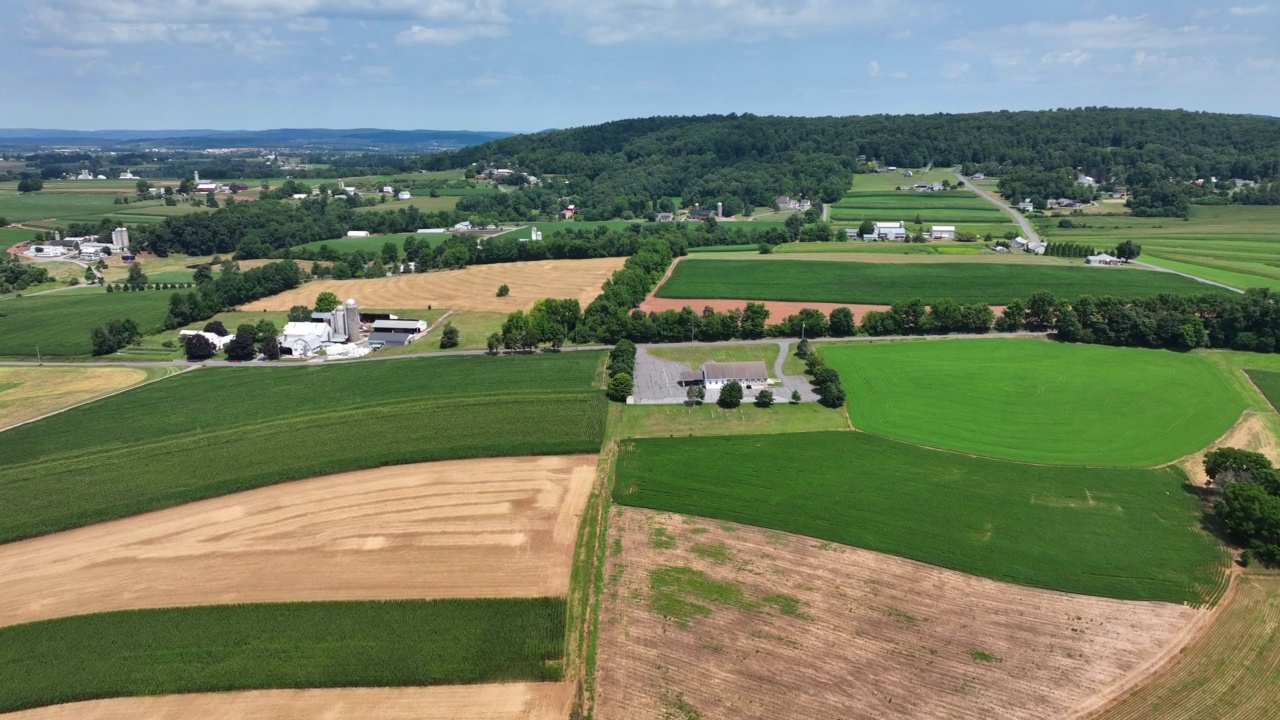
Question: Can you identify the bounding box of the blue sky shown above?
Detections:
[3,1,1278,131]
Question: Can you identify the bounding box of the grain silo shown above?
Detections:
[344,298,361,341]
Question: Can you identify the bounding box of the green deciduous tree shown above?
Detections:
[288,305,312,322]
[497,284,510,297]
[314,292,340,313]
[439,322,460,349]
[718,380,743,409]
[607,372,633,402]
[184,333,216,361]
[754,389,774,408]
[225,327,257,362]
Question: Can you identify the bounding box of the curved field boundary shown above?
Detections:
[1,683,574,720]
[1087,573,1280,720]
[614,431,1227,604]
[0,598,565,715]
[0,455,596,628]
[0,366,178,433]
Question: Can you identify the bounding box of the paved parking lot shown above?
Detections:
[632,348,693,404]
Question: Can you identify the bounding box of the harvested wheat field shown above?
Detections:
[0,367,147,430]
[241,257,625,313]
[595,507,1202,720]
[1090,573,1280,720]
[3,682,574,720]
[0,455,597,627]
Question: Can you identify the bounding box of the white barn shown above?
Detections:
[178,330,233,351]
[1087,253,1122,266]
[277,322,335,357]
[346,230,371,238]
[930,225,956,240]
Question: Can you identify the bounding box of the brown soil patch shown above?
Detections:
[4,682,573,720]
[240,257,625,313]
[1180,411,1280,486]
[596,507,1202,720]
[0,367,147,431]
[0,455,597,627]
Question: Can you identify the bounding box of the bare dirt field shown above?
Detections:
[1089,573,1280,720]
[595,507,1202,720]
[0,367,147,430]
[0,455,597,627]
[1180,411,1280,486]
[241,258,625,313]
[4,682,574,720]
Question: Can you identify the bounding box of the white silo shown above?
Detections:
[344,298,361,341]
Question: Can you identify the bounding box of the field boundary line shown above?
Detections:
[0,366,193,435]
[1072,566,1241,720]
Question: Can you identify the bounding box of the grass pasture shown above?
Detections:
[0,598,565,714]
[0,227,38,250]
[1142,255,1280,291]
[613,431,1226,604]
[0,290,172,357]
[1094,573,1280,720]
[0,352,609,543]
[1038,205,1280,266]
[294,232,451,255]
[654,258,1224,305]
[354,195,461,213]
[614,403,849,439]
[0,191,126,224]
[828,339,1245,467]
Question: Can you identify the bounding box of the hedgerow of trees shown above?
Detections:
[1205,447,1280,565]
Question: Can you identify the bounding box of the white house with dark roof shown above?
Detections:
[700,361,770,390]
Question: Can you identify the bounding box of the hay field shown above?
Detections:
[827,339,1246,467]
[242,257,625,313]
[595,507,1201,720]
[0,455,596,627]
[0,367,149,430]
[1092,573,1280,720]
[4,683,574,720]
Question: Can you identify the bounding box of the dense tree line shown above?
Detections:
[162,260,303,330]
[423,109,1280,220]
[1205,448,1280,565]
[0,255,51,294]
[89,319,140,356]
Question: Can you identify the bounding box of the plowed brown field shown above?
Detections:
[241,258,625,313]
[0,455,596,627]
[3,682,573,720]
[596,507,1202,720]
[0,367,147,430]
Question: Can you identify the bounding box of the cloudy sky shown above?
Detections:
[3,0,1278,131]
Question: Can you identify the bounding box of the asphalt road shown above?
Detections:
[957,171,1040,241]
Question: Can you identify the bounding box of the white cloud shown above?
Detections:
[1041,49,1091,66]
[396,23,508,45]
[1000,14,1248,50]
[360,64,391,76]
[286,17,330,32]
[534,0,934,45]
[941,61,970,78]
[1239,57,1279,70]
[35,46,109,58]
[1229,5,1270,15]
[867,60,907,79]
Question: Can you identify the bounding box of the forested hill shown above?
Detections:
[420,109,1280,219]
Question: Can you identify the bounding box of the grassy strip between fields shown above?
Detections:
[614,431,1226,604]
[826,339,1247,467]
[0,353,608,544]
[655,258,1224,305]
[0,598,565,714]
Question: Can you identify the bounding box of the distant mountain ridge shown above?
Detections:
[0,128,515,150]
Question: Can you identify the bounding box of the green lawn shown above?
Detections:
[372,310,504,355]
[826,339,1245,466]
[646,343,780,369]
[294,232,451,255]
[655,258,1224,305]
[0,598,565,714]
[0,290,173,357]
[0,352,608,543]
[614,431,1227,604]
[354,195,461,213]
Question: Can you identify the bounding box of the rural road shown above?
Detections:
[1132,260,1244,294]
[957,171,1040,241]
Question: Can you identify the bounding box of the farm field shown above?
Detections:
[0,366,158,430]
[828,339,1246,466]
[1245,369,1280,413]
[773,241,984,255]
[0,289,172,357]
[1037,205,1280,265]
[0,227,38,250]
[654,258,1220,305]
[0,352,608,543]
[494,219,786,242]
[0,455,596,626]
[0,597,565,714]
[242,257,625,313]
[4,684,575,720]
[614,403,849,439]
[1093,573,1280,720]
[613,431,1227,604]
[355,195,461,213]
[0,191,127,223]
[294,231,451,255]
[1142,255,1280,291]
[596,506,1202,720]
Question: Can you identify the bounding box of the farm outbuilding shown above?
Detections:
[700,361,770,390]
[930,225,956,240]
[277,322,336,356]
[367,319,428,348]
[1087,253,1123,266]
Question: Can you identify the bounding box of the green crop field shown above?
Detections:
[294,232,452,255]
[0,352,608,543]
[0,227,38,250]
[355,195,461,213]
[0,192,132,223]
[1142,255,1280,291]
[830,207,1008,223]
[654,258,1223,305]
[1245,370,1280,413]
[1037,205,1280,266]
[773,242,985,256]
[827,339,1245,466]
[0,289,173,357]
[0,597,565,714]
[614,431,1227,604]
